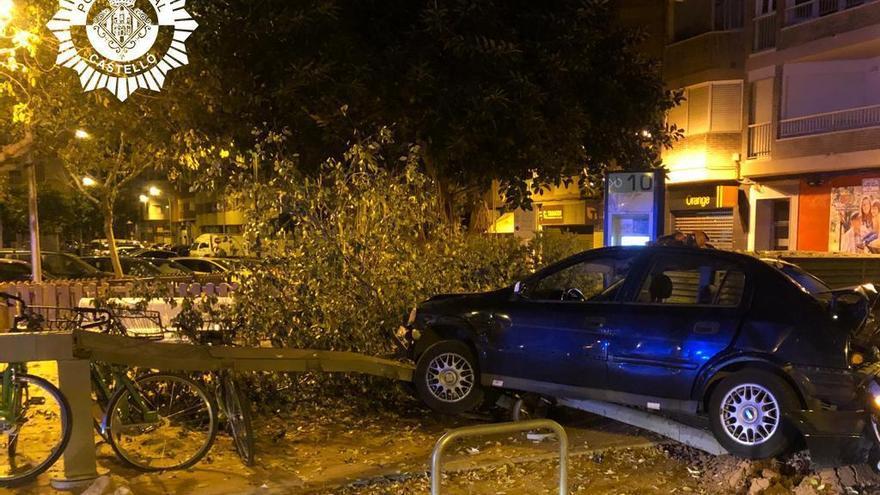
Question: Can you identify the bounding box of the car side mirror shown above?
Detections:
[513,281,522,295]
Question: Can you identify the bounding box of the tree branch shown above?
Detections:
[0,130,33,165]
[61,160,100,205]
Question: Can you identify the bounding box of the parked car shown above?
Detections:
[0,250,109,280]
[189,234,244,258]
[82,256,163,278]
[86,239,144,256]
[172,257,232,275]
[143,258,194,277]
[129,248,178,259]
[0,259,34,282]
[403,245,880,466]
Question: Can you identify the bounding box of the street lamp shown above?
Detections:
[148,186,161,197]
[82,176,96,187]
[138,194,149,203]
[74,129,91,140]
[0,0,14,27]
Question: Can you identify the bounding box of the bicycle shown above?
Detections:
[178,305,255,466]
[11,297,220,472]
[0,293,72,487]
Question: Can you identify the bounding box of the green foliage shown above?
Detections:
[531,231,593,268]
[180,0,679,219]
[229,138,533,354]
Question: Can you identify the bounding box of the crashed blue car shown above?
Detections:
[404,245,880,466]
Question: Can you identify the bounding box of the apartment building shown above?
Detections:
[665,0,880,253]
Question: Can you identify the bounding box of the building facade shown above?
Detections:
[666,0,880,253]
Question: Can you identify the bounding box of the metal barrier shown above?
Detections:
[430,419,568,495]
[0,329,416,488]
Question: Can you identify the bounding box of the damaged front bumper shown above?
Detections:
[787,408,873,467]
[789,368,880,468]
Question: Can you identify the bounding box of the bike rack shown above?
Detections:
[0,329,417,489]
[430,419,569,495]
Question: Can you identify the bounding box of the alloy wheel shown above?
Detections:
[425,352,475,403]
[719,383,780,446]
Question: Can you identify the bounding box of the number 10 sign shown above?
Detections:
[604,171,665,247]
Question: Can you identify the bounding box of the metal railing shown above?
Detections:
[747,122,772,158]
[752,12,777,51]
[430,419,569,495]
[785,0,875,25]
[778,103,880,138]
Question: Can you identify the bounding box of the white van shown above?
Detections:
[189,234,245,257]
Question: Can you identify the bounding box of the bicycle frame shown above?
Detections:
[0,364,25,426]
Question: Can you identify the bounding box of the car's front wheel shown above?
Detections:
[708,370,798,459]
[414,340,484,414]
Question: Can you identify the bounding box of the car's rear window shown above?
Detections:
[772,262,831,295]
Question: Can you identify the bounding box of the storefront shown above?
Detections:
[667,184,741,250]
[795,171,880,254]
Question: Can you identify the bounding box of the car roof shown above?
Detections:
[0,258,29,265]
[530,245,765,279]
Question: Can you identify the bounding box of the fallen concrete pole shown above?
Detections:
[557,397,729,456]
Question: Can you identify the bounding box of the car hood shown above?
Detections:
[421,288,512,310]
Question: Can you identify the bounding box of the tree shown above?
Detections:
[180,0,679,226]
[56,124,172,276]
[0,0,197,275]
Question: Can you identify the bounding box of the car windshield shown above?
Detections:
[41,253,99,278]
[121,259,162,277]
[769,261,831,295]
[149,259,192,275]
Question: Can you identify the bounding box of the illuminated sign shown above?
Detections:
[540,207,564,225]
[685,195,712,208]
[48,0,198,101]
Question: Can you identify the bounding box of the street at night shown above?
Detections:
[6,0,880,494]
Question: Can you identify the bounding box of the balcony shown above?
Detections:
[785,0,878,26]
[778,103,880,138]
[747,122,772,158]
[753,12,777,51]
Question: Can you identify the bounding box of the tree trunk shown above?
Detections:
[102,199,124,278]
[420,145,457,225]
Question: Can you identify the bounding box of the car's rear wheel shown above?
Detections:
[708,370,798,459]
[415,340,483,414]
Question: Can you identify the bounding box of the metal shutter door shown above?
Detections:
[673,210,735,250]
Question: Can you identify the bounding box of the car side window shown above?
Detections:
[636,255,746,306]
[525,254,636,302]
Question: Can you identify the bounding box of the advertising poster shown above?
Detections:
[830,179,880,253]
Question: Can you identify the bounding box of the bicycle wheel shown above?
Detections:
[0,374,72,487]
[106,373,217,471]
[220,373,255,466]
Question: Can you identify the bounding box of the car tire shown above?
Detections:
[708,369,799,459]
[414,340,484,415]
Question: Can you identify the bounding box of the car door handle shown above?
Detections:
[693,321,720,334]
[583,317,606,329]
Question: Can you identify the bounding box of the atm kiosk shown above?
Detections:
[604,171,665,247]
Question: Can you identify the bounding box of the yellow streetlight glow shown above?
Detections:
[82,176,96,187]
[148,186,161,197]
[138,194,149,204]
[74,129,91,140]
[0,0,13,25]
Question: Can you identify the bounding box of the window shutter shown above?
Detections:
[667,95,688,134]
[688,86,710,135]
[750,78,773,124]
[710,82,743,132]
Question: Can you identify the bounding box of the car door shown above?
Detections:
[483,249,641,391]
[607,251,750,402]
